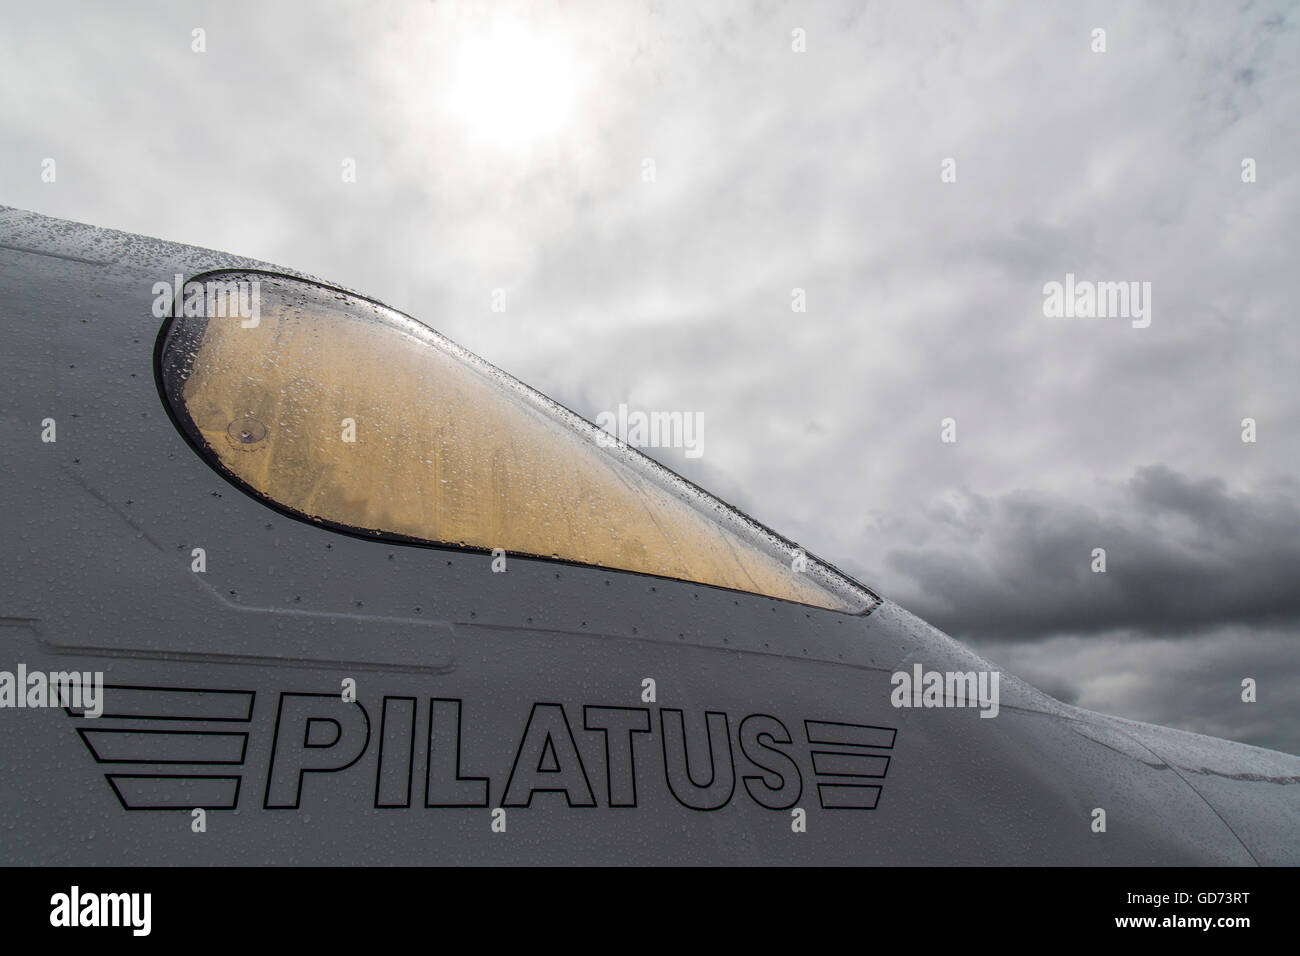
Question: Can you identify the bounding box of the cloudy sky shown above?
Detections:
[3,0,1297,753]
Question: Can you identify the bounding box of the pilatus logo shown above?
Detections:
[63,684,252,810]
[66,686,897,813]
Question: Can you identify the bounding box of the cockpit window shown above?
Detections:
[155,270,878,614]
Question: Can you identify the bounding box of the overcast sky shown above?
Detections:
[3,0,1297,753]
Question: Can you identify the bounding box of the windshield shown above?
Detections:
[156,270,877,614]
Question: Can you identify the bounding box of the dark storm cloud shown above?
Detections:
[1132,624,1300,756]
[978,624,1300,755]
[883,466,1300,640]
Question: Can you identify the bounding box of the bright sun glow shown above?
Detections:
[446,19,584,150]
